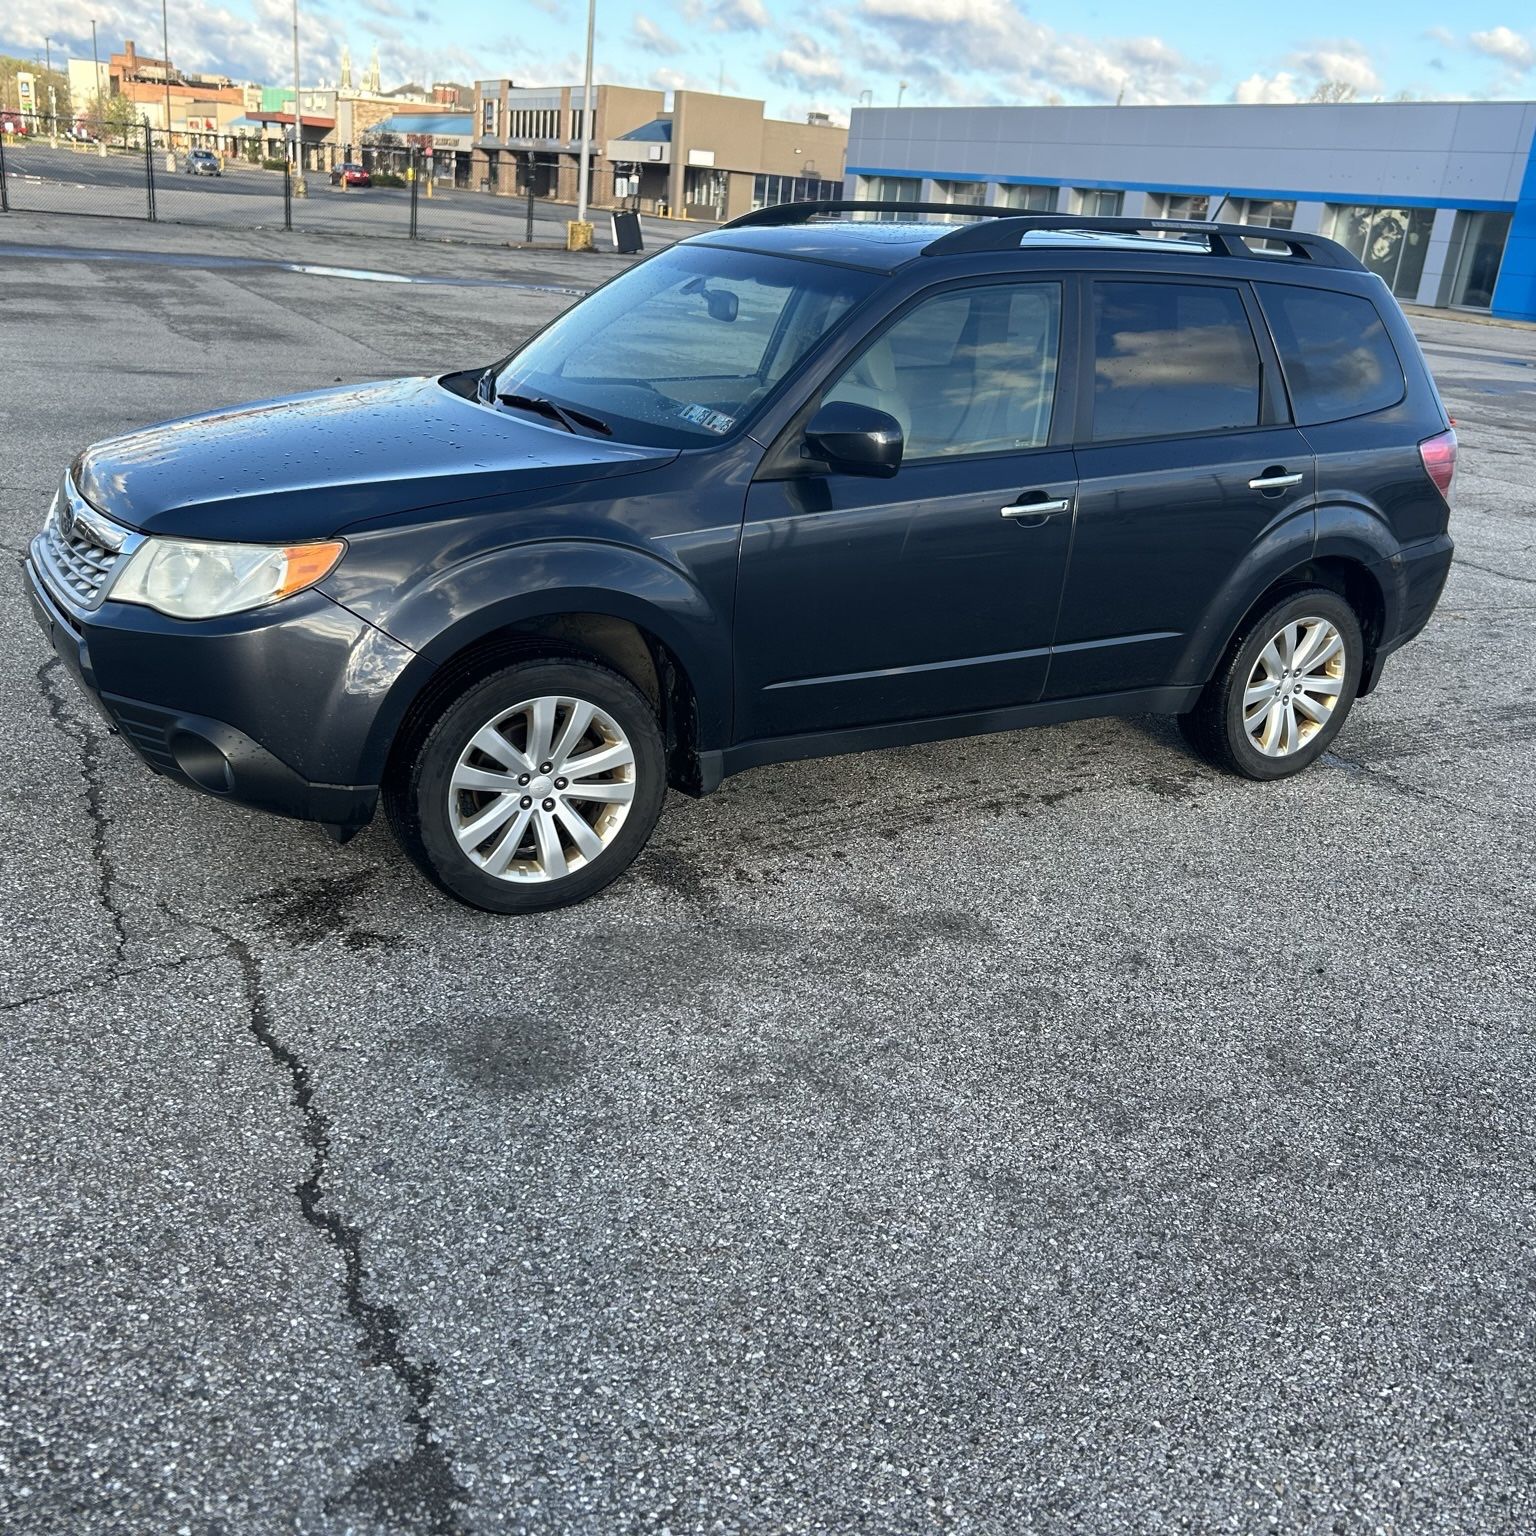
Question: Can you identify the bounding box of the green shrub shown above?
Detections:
[369,170,407,188]
[260,156,287,172]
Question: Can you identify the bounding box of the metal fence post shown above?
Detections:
[283,161,292,231]
[0,132,9,215]
[409,147,419,239]
[144,121,157,222]
[526,173,535,244]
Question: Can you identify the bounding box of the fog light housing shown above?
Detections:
[170,731,234,793]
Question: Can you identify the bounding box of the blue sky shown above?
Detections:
[4,0,1535,122]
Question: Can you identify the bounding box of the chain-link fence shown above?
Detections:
[1,115,290,229]
[1,118,629,246]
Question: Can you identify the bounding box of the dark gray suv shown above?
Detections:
[26,206,1455,912]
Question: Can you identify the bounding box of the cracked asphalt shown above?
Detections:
[2,215,1534,1535]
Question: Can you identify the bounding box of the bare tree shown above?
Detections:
[1309,80,1358,103]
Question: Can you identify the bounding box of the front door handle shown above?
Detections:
[1249,471,1304,491]
[1001,497,1072,521]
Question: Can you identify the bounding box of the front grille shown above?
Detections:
[33,477,141,614]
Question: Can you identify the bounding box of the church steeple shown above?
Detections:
[339,43,353,90]
[364,46,381,94]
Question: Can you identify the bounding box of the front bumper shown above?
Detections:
[25,552,417,830]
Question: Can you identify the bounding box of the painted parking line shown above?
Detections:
[0,242,591,294]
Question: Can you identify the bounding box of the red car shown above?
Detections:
[330,162,371,187]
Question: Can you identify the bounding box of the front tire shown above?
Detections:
[385,658,666,913]
[1179,588,1362,780]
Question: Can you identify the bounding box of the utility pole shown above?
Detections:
[290,0,307,195]
[91,19,106,155]
[45,36,58,144]
[161,0,175,168]
[575,0,595,227]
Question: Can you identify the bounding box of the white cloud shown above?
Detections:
[851,0,1212,105]
[767,33,860,97]
[1233,71,1301,105]
[633,14,683,56]
[680,0,769,33]
[1468,26,1534,68]
[1287,41,1381,93]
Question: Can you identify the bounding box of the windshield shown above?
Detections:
[492,245,878,448]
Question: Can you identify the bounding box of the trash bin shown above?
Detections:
[610,209,644,255]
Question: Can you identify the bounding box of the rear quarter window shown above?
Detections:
[1257,284,1406,425]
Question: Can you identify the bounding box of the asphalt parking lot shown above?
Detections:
[2,212,1534,1535]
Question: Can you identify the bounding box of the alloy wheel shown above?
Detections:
[447,694,637,881]
[1242,616,1347,757]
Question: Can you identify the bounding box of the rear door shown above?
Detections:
[734,276,1079,741]
[1048,275,1315,698]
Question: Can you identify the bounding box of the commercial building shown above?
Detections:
[844,100,1536,322]
[363,111,476,187]
[104,39,247,132]
[472,81,845,218]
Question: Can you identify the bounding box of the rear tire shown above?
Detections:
[385,657,666,913]
[1179,587,1362,780]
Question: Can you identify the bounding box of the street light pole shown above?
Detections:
[161,0,175,168]
[896,80,908,107]
[91,18,106,155]
[575,0,595,226]
[45,36,58,144]
[290,0,307,195]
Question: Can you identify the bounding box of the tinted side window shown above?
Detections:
[1092,282,1262,442]
[1257,284,1405,424]
[823,282,1062,459]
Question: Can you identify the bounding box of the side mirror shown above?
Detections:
[804,401,904,479]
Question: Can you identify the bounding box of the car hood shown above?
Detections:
[74,375,677,542]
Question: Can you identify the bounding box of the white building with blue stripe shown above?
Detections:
[843,100,1536,322]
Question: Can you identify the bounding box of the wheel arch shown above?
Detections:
[356,542,732,796]
[381,608,712,796]
[1181,547,1391,697]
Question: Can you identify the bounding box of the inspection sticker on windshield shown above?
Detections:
[676,403,736,434]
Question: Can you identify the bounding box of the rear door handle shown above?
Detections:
[1249,471,1304,491]
[1001,497,1072,520]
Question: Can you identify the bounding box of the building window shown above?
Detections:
[1078,188,1123,218]
[999,184,1058,212]
[936,178,986,206]
[684,165,728,215]
[1443,209,1511,309]
[751,173,842,210]
[481,99,497,136]
[1239,198,1296,230]
[1158,193,1210,221]
[1328,204,1436,300]
[858,174,921,220]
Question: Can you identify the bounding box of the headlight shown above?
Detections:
[110,538,346,619]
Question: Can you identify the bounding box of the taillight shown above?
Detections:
[1419,428,1457,504]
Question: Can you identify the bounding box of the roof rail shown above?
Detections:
[920,214,1365,269]
[722,198,1024,229]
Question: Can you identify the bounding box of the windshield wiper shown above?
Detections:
[496,392,612,437]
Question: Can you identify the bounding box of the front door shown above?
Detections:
[1048,276,1316,698]
[735,278,1078,742]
